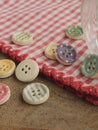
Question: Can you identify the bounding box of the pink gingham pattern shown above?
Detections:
[0,0,98,105]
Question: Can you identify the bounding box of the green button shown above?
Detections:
[81,54,98,78]
[67,26,83,37]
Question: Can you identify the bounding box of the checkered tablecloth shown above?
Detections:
[0,0,98,105]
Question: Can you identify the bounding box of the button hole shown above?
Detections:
[32,90,35,93]
[94,62,96,65]
[28,67,31,70]
[33,94,35,96]
[52,49,55,53]
[25,71,27,74]
[90,62,92,65]
[0,91,3,94]
[25,65,28,67]
[38,93,41,95]
[22,68,24,71]
[88,66,91,70]
[93,67,95,70]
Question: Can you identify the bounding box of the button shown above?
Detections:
[22,83,49,105]
[12,31,33,46]
[15,59,39,82]
[0,83,11,105]
[66,26,83,40]
[44,43,59,60]
[81,54,98,78]
[0,59,16,78]
[55,44,77,65]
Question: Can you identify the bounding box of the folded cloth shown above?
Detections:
[0,0,98,105]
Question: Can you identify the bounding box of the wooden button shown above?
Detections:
[0,83,11,105]
[22,83,49,105]
[15,59,39,82]
[81,54,98,78]
[0,59,16,78]
[55,44,77,65]
[66,26,83,40]
[12,31,33,46]
[44,43,59,60]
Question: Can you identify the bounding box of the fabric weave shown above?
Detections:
[0,0,98,105]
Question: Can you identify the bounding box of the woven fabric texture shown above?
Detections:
[0,0,98,105]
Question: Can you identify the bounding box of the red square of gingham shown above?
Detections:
[0,0,98,105]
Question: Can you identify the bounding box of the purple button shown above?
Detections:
[56,44,77,65]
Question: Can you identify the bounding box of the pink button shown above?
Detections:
[0,83,11,105]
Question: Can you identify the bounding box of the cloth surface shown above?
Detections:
[0,52,98,130]
[0,0,98,105]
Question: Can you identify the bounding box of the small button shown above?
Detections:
[22,83,49,105]
[0,59,16,78]
[81,54,98,78]
[12,31,33,46]
[0,83,11,105]
[15,59,39,82]
[55,44,77,65]
[66,25,83,40]
[44,43,59,60]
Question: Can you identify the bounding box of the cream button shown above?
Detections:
[0,59,16,78]
[15,59,39,82]
[44,43,59,60]
[12,31,33,46]
[0,83,11,105]
[22,83,49,105]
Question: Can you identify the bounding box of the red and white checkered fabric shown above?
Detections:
[0,0,98,105]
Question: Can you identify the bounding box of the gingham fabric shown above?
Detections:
[0,0,98,105]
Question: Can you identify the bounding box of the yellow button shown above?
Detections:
[0,59,16,78]
[44,43,59,60]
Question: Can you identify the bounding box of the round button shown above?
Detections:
[22,83,49,105]
[66,26,83,40]
[81,54,98,78]
[44,43,59,60]
[55,44,77,65]
[15,59,39,82]
[0,59,16,78]
[0,83,11,105]
[12,31,33,46]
